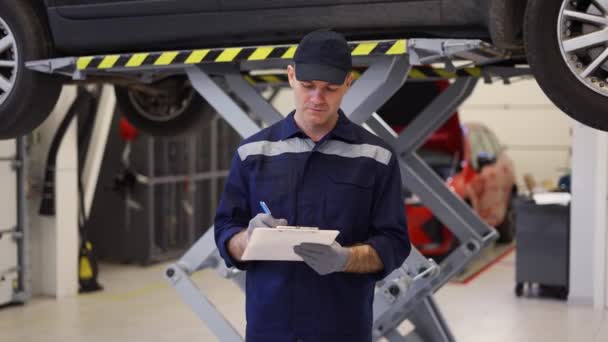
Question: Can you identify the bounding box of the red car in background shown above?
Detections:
[378,81,517,258]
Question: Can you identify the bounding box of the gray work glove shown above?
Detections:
[293,241,351,275]
[247,213,287,240]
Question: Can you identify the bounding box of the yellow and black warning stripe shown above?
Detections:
[244,66,483,86]
[245,74,290,85]
[403,67,482,80]
[76,39,407,71]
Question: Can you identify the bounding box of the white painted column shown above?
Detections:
[82,85,116,217]
[570,123,608,309]
[28,86,79,298]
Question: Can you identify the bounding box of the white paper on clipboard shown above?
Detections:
[241,226,339,261]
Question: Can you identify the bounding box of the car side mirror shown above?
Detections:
[476,152,497,172]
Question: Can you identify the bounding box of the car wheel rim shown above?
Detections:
[0,16,18,107]
[127,82,195,123]
[558,0,608,97]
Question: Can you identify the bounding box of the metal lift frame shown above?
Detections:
[27,38,531,341]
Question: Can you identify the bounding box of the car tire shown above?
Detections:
[0,0,63,139]
[524,0,608,131]
[496,196,516,244]
[114,77,215,137]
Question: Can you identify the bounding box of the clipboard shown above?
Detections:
[241,226,339,261]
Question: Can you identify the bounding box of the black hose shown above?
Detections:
[39,88,93,216]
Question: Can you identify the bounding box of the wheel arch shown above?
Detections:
[488,0,528,50]
[27,0,57,56]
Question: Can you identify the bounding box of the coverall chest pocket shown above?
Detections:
[249,160,294,219]
[324,171,374,244]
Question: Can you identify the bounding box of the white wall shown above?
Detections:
[459,79,574,193]
[0,140,18,304]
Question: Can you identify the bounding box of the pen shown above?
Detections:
[259,201,271,215]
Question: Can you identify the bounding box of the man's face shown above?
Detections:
[287,65,352,128]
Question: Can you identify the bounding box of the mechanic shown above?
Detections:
[214,30,411,342]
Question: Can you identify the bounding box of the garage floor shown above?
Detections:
[0,252,606,342]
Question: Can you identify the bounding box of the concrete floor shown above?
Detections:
[0,252,606,342]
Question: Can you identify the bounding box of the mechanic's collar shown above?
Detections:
[280,109,357,143]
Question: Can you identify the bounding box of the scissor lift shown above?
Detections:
[28,38,531,341]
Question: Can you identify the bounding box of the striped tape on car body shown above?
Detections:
[75,39,408,71]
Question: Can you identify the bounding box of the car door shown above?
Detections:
[474,127,509,226]
[466,125,503,226]
[218,0,442,38]
[483,127,516,217]
[221,0,432,10]
[46,0,223,54]
[48,0,221,18]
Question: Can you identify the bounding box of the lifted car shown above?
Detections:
[0,0,607,138]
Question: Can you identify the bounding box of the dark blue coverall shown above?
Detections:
[215,110,411,342]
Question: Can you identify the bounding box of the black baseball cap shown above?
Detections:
[294,30,352,85]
